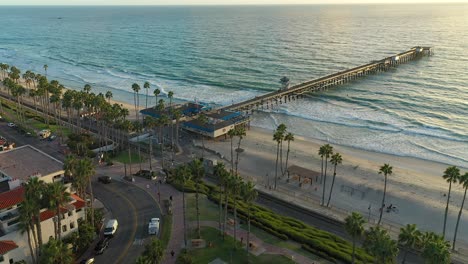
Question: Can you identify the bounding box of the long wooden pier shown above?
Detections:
[222,46,432,113]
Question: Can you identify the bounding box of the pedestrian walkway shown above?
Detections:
[190,220,317,264]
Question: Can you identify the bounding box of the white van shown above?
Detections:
[104,219,118,236]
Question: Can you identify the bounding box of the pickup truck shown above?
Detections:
[148,218,160,235]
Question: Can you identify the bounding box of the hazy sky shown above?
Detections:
[2,0,467,5]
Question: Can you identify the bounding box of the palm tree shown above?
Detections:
[345,212,365,264]
[46,182,71,240]
[143,238,164,264]
[144,81,150,108]
[273,126,284,190]
[283,132,294,179]
[422,234,451,264]
[173,108,182,155]
[214,162,228,235]
[364,226,399,264]
[326,152,342,207]
[234,126,246,176]
[18,198,38,264]
[320,144,333,206]
[228,129,236,173]
[153,88,160,107]
[168,91,175,155]
[277,124,287,176]
[442,166,460,238]
[39,237,73,264]
[105,90,113,104]
[241,181,257,260]
[399,224,422,264]
[76,158,96,225]
[132,83,141,121]
[197,113,208,158]
[318,145,325,184]
[190,158,205,239]
[378,163,393,225]
[25,177,46,249]
[453,172,468,250]
[174,164,191,247]
[231,175,243,248]
[43,64,48,77]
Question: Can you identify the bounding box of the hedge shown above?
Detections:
[169,178,374,264]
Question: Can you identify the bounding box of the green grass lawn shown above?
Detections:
[186,193,328,263]
[113,150,145,164]
[26,117,72,137]
[160,214,172,249]
[187,227,295,264]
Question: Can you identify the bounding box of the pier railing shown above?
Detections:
[222,46,432,112]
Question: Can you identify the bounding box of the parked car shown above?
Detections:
[48,134,57,141]
[148,217,160,235]
[134,170,156,179]
[94,237,110,255]
[38,129,51,139]
[103,219,118,236]
[7,122,16,128]
[98,176,112,184]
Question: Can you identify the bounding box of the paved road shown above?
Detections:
[93,180,161,264]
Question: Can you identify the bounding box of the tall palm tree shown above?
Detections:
[234,126,246,177]
[442,166,460,238]
[214,162,227,234]
[345,212,365,264]
[168,91,175,155]
[76,158,96,225]
[231,175,243,248]
[326,152,342,207]
[144,81,150,109]
[105,90,113,104]
[39,237,73,264]
[153,88,160,108]
[158,114,169,168]
[272,124,286,189]
[197,113,208,159]
[321,144,333,206]
[173,108,182,155]
[143,238,163,264]
[18,198,38,264]
[25,177,45,249]
[277,124,287,176]
[190,158,205,239]
[283,132,294,179]
[399,224,422,264]
[453,172,468,250]
[228,129,236,173]
[174,164,191,247]
[378,163,393,225]
[242,181,257,260]
[132,83,141,121]
[46,182,71,240]
[318,145,325,184]
[43,64,48,77]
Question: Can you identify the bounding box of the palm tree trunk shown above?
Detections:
[274,142,280,189]
[230,137,234,173]
[279,140,284,176]
[402,249,408,264]
[320,156,324,184]
[223,188,229,241]
[26,228,37,264]
[233,199,237,249]
[88,176,95,228]
[284,142,291,178]
[218,183,223,235]
[36,215,43,247]
[196,180,201,239]
[57,207,62,240]
[378,174,388,225]
[182,182,187,247]
[443,181,452,237]
[235,137,242,176]
[352,238,356,264]
[322,157,329,206]
[326,165,338,207]
[452,186,467,250]
[247,204,251,255]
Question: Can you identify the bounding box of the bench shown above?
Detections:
[191,239,205,248]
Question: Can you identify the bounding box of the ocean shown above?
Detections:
[0,5,467,167]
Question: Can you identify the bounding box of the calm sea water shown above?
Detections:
[0,5,467,167]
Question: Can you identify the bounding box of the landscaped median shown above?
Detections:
[169,178,374,264]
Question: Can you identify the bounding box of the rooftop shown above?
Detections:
[0,240,18,255]
[0,145,63,181]
[0,187,24,210]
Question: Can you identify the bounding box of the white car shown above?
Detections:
[148,218,160,235]
[7,123,16,128]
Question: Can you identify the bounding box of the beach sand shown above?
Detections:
[202,126,468,249]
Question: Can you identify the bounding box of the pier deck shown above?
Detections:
[221,46,432,112]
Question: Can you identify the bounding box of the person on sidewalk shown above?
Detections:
[170,250,175,257]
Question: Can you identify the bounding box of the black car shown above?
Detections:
[94,237,110,255]
[98,176,112,184]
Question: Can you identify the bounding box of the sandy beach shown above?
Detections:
[201,126,468,249]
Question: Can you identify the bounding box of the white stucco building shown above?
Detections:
[0,145,86,264]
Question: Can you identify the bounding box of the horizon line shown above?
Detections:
[1,2,467,6]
